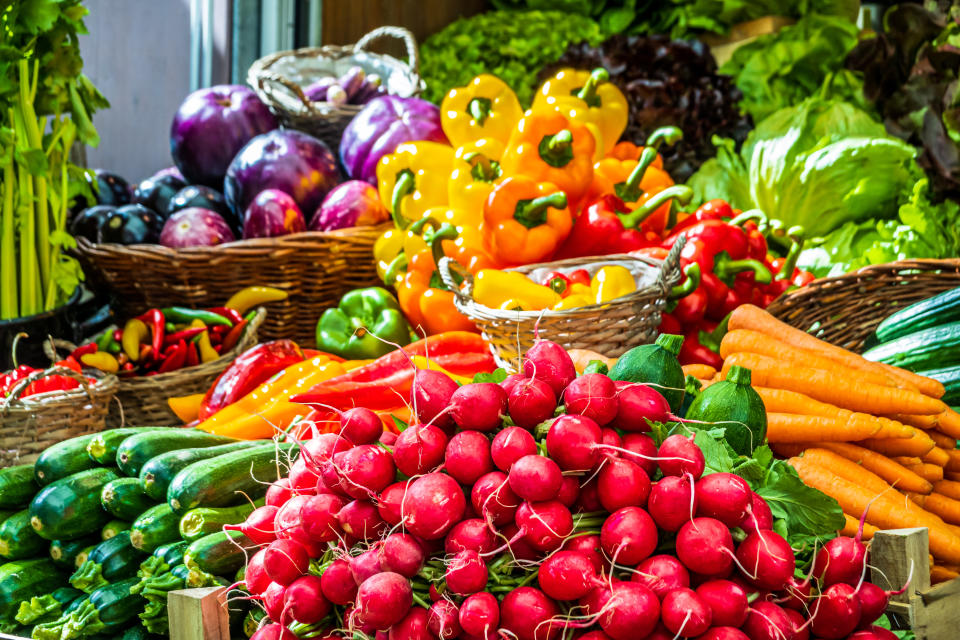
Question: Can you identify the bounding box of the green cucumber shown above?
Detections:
[863,321,960,372]
[60,578,141,638]
[116,430,240,477]
[101,519,131,540]
[29,467,119,540]
[0,509,47,559]
[179,500,262,542]
[14,586,83,625]
[86,427,167,465]
[684,365,767,455]
[609,333,686,412]
[916,365,960,407]
[130,503,180,552]
[0,465,37,508]
[34,434,103,486]
[167,442,292,513]
[0,558,65,622]
[100,477,157,521]
[876,286,960,343]
[139,440,253,501]
[70,531,145,593]
[184,530,258,576]
[50,535,100,569]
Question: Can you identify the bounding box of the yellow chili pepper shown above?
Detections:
[441,75,523,148]
[593,265,635,303]
[122,318,147,362]
[534,67,629,156]
[80,351,119,374]
[225,286,288,314]
[553,283,595,310]
[473,269,561,311]
[190,319,219,363]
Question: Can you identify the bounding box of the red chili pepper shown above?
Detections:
[139,309,166,356]
[70,343,98,359]
[208,306,244,326]
[139,344,153,363]
[157,340,188,373]
[185,342,199,367]
[209,324,230,337]
[113,328,123,342]
[221,319,249,352]
[554,194,661,259]
[163,327,206,347]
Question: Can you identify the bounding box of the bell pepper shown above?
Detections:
[160,306,231,327]
[441,74,523,148]
[377,141,455,228]
[668,263,708,326]
[667,199,734,238]
[168,393,205,424]
[542,271,571,296]
[225,286,288,314]
[316,287,414,359]
[679,325,724,369]
[553,283,595,310]
[499,110,596,211]
[482,176,572,266]
[448,139,506,222]
[397,246,477,336]
[551,266,635,310]
[439,223,498,274]
[534,68,629,156]
[607,141,665,167]
[473,270,561,311]
[763,225,814,304]
[554,193,668,259]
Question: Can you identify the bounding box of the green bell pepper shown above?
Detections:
[316,287,414,359]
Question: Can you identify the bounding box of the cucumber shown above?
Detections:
[14,586,83,625]
[0,509,47,559]
[0,558,65,622]
[184,530,258,576]
[29,467,119,540]
[139,440,253,501]
[86,427,167,465]
[70,531,145,593]
[875,286,960,343]
[34,434,103,486]
[0,465,37,508]
[916,365,960,407]
[684,365,767,456]
[116,430,240,477]
[167,442,292,513]
[130,503,180,552]
[609,333,686,412]
[179,500,261,542]
[50,535,100,569]
[101,519,131,540]
[863,321,960,372]
[60,578,142,638]
[101,477,157,521]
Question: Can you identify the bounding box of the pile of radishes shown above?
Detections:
[235,339,903,640]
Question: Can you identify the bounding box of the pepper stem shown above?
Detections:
[668,263,701,300]
[538,130,574,168]
[467,97,492,126]
[727,365,752,386]
[513,192,568,229]
[730,208,769,231]
[383,254,408,284]
[714,255,774,285]
[575,68,609,107]
[425,222,459,266]
[655,333,684,356]
[615,146,659,201]
[776,225,806,281]
[463,151,501,183]
[390,169,415,229]
[645,126,683,150]
[617,185,693,229]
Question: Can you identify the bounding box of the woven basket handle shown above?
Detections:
[257,70,315,112]
[656,236,686,290]
[0,366,96,411]
[439,257,474,303]
[354,26,420,75]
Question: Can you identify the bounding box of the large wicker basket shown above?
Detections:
[439,242,684,369]
[248,26,422,150]
[0,368,117,466]
[74,226,388,343]
[766,259,960,354]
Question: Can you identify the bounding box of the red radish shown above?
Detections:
[261,581,286,621]
[380,430,398,446]
[523,339,576,396]
[300,432,352,472]
[614,384,671,431]
[696,628,750,640]
[445,550,488,594]
[501,374,525,395]
[514,500,574,552]
[600,506,658,565]
[283,575,331,624]
[661,588,712,637]
[633,554,690,600]
[404,472,466,539]
[556,475,580,507]
[427,600,461,639]
[319,454,349,496]
[338,499,386,540]
[648,475,696,532]
[508,377,557,430]
[379,533,426,577]
[393,424,449,476]
[509,455,563,502]
[500,523,540,562]
[811,582,862,638]
[576,633,614,640]
[389,607,431,640]
[538,550,605,600]
[563,534,604,573]
[696,473,752,526]
[595,581,661,640]
[847,627,899,640]
[744,602,796,640]
[740,492,775,533]
[224,505,278,545]
[450,383,507,432]
[266,478,293,506]
[244,548,271,596]
[500,586,560,640]
[289,456,321,493]
[471,471,521,526]
[780,575,812,611]
[263,539,309,586]
[350,548,383,585]
[492,427,537,472]
[563,373,618,426]
[346,606,377,635]
[355,572,414,630]
[377,481,408,525]
[337,444,396,499]
[576,478,603,512]
[446,519,497,554]
[696,579,749,627]
[621,433,658,477]
[300,493,347,542]
[459,592,499,639]
[598,457,651,512]
[320,558,357,604]
[546,414,602,471]
[736,529,796,591]
[783,608,809,640]
[676,518,734,576]
[445,431,494,484]
[600,428,622,450]
[412,369,459,430]
[658,434,705,478]
[340,407,384,444]
[857,581,908,624]
[813,534,867,588]
[251,622,299,640]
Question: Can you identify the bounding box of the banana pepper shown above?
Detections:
[377,141,455,228]
[441,75,523,148]
[534,68,628,156]
[473,270,561,311]
[482,176,573,266]
[448,138,506,222]
[553,265,636,310]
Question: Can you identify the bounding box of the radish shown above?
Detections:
[633,625,672,640]
[300,493,347,542]
[404,472,466,539]
[812,534,867,588]
[275,495,314,546]
[600,506,658,565]
[266,478,294,506]
[740,492,775,533]
[696,473,752,527]
[340,407,384,444]
[459,592,499,639]
[492,427,537,472]
[284,575,331,624]
[501,373,525,395]
[450,383,507,432]
[648,475,697,532]
[509,455,563,502]
[546,414,602,471]
[857,580,909,625]
[811,582,861,639]
[783,608,809,640]
[445,549,488,594]
[263,539,309,586]
[658,434,705,478]
[780,575,812,612]
[300,432,352,472]
[445,431,494,485]
[661,588,712,637]
[251,622,299,640]
[575,633,614,640]
[500,586,560,640]
[289,456,321,493]
[508,377,557,430]
[471,471,521,525]
[743,601,796,640]
[389,607,431,640]
[337,444,396,499]
[576,478,603,512]
[621,433,658,477]
[696,579,749,627]
[427,600,461,639]
[847,627,899,640]
[446,519,497,554]
[261,581,286,621]
[379,533,426,577]
[563,373,618,426]
[224,504,278,545]
[381,430,398,446]
[338,499,386,540]
[412,369,459,430]
[632,554,690,600]
[244,548,271,596]
[563,534,604,573]
[319,454,349,496]
[393,424,448,476]
[346,606,377,636]
[614,384,671,431]
[676,518,734,576]
[514,500,574,552]
[377,481,408,525]
[538,550,605,600]
[595,581,661,640]
[320,558,358,604]
[736,529,795,591]
[355,572,414,630]
[523,339,576,396]
[350,548,383,585]
[598,457,650,512]
[557,475,580,507]
[697,628,750,640]
[601,428,622,450]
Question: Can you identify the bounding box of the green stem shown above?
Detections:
[46,117,74,309]
[18,60,50,304]
[668,263,701,300]
[390,169,415,229]
[463,152,501,183]
[575,68,609,107]
[538,130,574,168]
[776,226,805,281]
[714,257,773,285]
[617,185,693,229]
[14,109,40,316]
[467,97,492,126]
[729,208,769,231]
[644,126,683,150]
[615,147,659,201]
[514,192,568,229]
[1,153,16,320]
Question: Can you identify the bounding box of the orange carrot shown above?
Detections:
[841,513,878,540]
[923,446,951,468]
[932,566,959,583]
[808,442,933,494]
[682,364,717,380]
[892,411,960,439]
[934,480,960,502]
[799,448,892,495]
[899,462,944,483]
[889,413,938,430]
[859,429,937,458]
[947,472,960,483]
[766,413,886,443]
[928,431,958,450]
[909,492,960,526]
[755,388,912,438]
[770,443,808,458]
[893,456,924,466]
[945,449,960,473]
[940,409,960,439]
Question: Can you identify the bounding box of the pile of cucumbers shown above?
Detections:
[0,427,291,639]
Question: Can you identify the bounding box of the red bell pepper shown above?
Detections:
[666,198,733,239]
[679,325,724,369]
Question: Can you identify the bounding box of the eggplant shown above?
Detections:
[303,77,336,102]
[242,189,306,239]
[160,208,236,248]
[70,205,116,242]
[168,186,238,233]
[92,170,132,207]
[99,204,164,245]
[338,66,366,101]
[133,174,187,218]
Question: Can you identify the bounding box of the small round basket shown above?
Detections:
[439,241,684,369]
[0,368,117,465]
[766,259,960,354]
[109,308,265,427]
[248,26,422,150]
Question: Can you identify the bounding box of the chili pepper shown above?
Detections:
[163,327,206,347]
[208,306,244,326]
[80,351,119,374]
[122,318,148,362]
[221,319,249,353]
[554,193,665,259]
[316,287,415,360]
[534,67,629,156]
[165,322,177,333]
[441,74,523,148]
[482,176,572,265]
[168,393,205,424]
[542,271,572,296]
[138,309,166,356]
[121,362,135,372]
[195,329,219,363]
[474,270,561,311]
[210,324,230,337]
[139,344,153,362]
[243,309,257,323]
[225,286,288,314]
[448,140,506,223]
[157,340,188,373]
[94,328,115,353]
[567,269,590,287]
[377,141,455,228]
[160,306,232,327]
[70,343,98,360]
[117,353,129,367]
[553,266,637,310]
[185,342,199,367]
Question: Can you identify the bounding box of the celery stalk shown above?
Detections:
[19,61,51,306]
[1,160,16,320]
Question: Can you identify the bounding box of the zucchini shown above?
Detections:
[120,625,151,640]
[609,333,686,412]
[70,531,145,593]
[139,440,253,501]
[184,530,258,576]
[875,286,960,343]
[0,465,37,508]
[34,434,103,486]
[0,509,47,559]
[101,477,157,521]
[179,500,261,542]
[29,467,119,540]
[0,558,65,622]
[86,427,167,465]
[130,503,180,552]
[73,544,98,568]
[116,430,239,477]
[168,442,293,513]
[916,365,960,407]
[0,510,13,525]
[50,535,100,569]
[101,519,130,540]
[684,365,767,456]
[863,321,960,372]
[137,540,191,580]
[14,587,83,625]
[60,578,142,638]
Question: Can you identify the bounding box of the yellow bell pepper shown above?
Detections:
[448,139,506,222]
[377,142,455,228]
[551,266,636,310]
[473,269,561,311]
[534,68,628,156]
[441,74,523,148]
[375,226,429,282]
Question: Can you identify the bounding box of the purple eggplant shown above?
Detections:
[168,185,238,232]
[133,173,186,218]
[242,189,307,239]
[310,180,388,231]
[70,205,116,242]
[337,66,366,101]
[160,207,236,248]
[99,205,164,245]
[350,75,383,105]
[304,77,336,102]
[91,170,132,207]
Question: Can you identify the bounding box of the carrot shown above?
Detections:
[898,462,944,483]
[908,492,960,526]
[889,413,938,430]
[892,411,960,439]
[932,566,959,584]
[770,443,808,458]
[728,305,945,398]
[893,456,923,466]
[810,442,933,494]
[928,431,958,450]
[939,409,960,439]
[859,429,937,458]
[841,513,878,540]
[755,388,912,438]
[766,413,885,443]
[945,449,960,473]
[798,448,891,495]
[722,352,946,416]
[923,446,951,468]
[934,480,960,501]
[682,364,717,380]
[947,472,960,483]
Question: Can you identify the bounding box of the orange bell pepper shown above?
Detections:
[607,141,664,165]
[440,224,498,274]
[397,248,477,335]
[482,175,572,266]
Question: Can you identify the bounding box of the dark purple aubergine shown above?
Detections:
[92,170,132,206]
[70,205,117,242]
[133,173,186,218]
[160,207,236,248]
[242,189,306,239]
[304,77,336,102]
[99,204,164,245]
[168,185,238,232]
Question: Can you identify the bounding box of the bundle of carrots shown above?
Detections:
[688,304,960,578]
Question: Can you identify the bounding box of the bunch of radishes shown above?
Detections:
[235,339,902,640]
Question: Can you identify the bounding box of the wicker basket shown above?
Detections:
[248,26,422,150]
[766,259,960,354]
[0,368,117,466]
[110,308,265,427]
[439,242,684,369]
[74,225,388,343]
